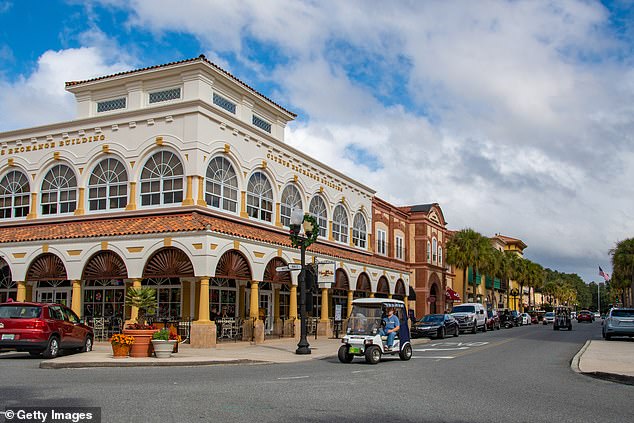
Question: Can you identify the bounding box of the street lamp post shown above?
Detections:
[510,288,519,311]
[289,208,319,355]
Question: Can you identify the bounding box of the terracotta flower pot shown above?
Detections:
[111,343,131,358]
[123,329,157,358]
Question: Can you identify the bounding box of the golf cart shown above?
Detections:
[338,298,412,364]
[553,306,573,331]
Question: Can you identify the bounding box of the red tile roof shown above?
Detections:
[0,211,407,272]
[65,55,297,118]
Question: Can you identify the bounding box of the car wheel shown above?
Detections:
[453,327,459,337]
[399,343,412,361]
[605,333,612,340]
[471,322,477,334]
[364,345,381,364]
[82,336,93,353]
[338,345,354,363]
[43,336,60,359]
[29,351,42,357]
[437,327,445,339]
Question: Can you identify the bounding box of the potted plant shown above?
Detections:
[168,325,182,353]
[123,287,158,357]
[110,334,135,358]
[151,328,177,358]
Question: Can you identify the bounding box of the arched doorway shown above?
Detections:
[142,247,194,319]
[394,279,406,301]
[214,250,252,320]
[376,276,389,298]
[332,269,349,318]
[27,254,70,306]
[82,251,128,321]
[0,259,15,302]
[429,283,439,314]
[354,273,371,299]
[263,257,291,332]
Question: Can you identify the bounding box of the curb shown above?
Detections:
[571,340,634,386]
[40,359,268,369]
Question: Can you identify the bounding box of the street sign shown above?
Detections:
[334,304,342,322]
[275,266,290,272]
[288,264,302,271]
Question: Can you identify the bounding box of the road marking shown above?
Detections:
[351,370,373,374]
[414,347,468,352]
[277,376,309,380]
[413,356,455,359]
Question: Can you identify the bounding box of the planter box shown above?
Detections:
[123,329,157,358]
[151,339,177,358]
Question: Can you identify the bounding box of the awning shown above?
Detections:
[446,288,461,301]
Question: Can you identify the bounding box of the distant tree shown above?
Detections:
[610,238,634,307]
[446,228,491,303]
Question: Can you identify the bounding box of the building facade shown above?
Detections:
[0,56,412,346]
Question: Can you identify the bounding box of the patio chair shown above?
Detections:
[92,317,106,342]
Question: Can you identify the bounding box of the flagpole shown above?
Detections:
[598,283,600,316]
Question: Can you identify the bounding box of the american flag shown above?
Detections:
[598,266,610,282]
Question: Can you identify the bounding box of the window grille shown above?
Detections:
[352,213,367,248]
[97,98,126,113]
[149,88,181,104]
[246,172,273,222]
[88,158,128,211]
[213,93,236,114]
[0,170,30,219]
[206,157,238,213]
[309,196,328,238]
[252,115,272,133]
[280,185,302,227]
[140,151,184,206]
[41,165,77,215]
[332,205,349,243]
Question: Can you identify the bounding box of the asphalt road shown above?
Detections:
[1,320,632,423]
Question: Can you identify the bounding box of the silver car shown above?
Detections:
[602,308,634,340]
[542,311,555,325]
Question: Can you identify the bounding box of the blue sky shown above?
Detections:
[1,0,634,284]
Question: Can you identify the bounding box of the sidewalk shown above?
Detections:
[572,339,634,385]
[40,337,431,369]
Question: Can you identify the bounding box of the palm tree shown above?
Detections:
[500,251,517,309]
[125,287,157,326]
[610,238,634,307]
[446,229,491,303]
[515,258,530,312]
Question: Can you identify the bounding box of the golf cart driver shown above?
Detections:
[338,298,413,364]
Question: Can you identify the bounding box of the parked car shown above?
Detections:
[411,314,459,339]
[0,302,94,359]
[593,312,601,320]
[499,309,519,328]
[519,313,531,325]
[451,303,487,334]
[602,308,634,340]
[577,310,594,323]
[530,314,538,324]
[486,309,501,330]
[543,311,555,325]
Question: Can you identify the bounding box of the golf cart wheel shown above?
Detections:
[338,345,354,363]
[554,325,559,331]
[568,324,572,331]
[364,345,381,365]
[399,343,412,361]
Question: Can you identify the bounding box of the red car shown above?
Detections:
[577,310,594,323]
[0,302,94,358]
[486,309,501,330]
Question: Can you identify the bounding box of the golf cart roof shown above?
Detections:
[351,298,406,306]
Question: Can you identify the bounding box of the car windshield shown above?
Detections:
[451,306,475,313]
[612,309,634,318]
[346,304,383,335]
[545,312,555,317]
[421,315,444,323]
[0,305,42,318]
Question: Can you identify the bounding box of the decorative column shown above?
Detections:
[369,292,375,298]
[191,277,216,348]
[317,286,331,337]
[347,290,353,318]
[183,175,195,206]
[289,284,299,339]
[240,191,249,218]
[128,278,142,323]
[197,175,207,206]
[73,188,85,215]
[250,281,264,344]
[71,280,82,316]
[125,182,137,210]
[26,193,37,220]
[388,293,393,299]
[16,281,26,302]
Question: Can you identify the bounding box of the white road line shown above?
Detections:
[277,376,310,380]
[413,356,455,359]
[351,370,373,374]
[414,347,468,352]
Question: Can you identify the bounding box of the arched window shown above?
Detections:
[352,213,367,248]
[246,171,273,222]
[0,170,30,219]
[205,156,238,213]
[332,204,349,243]
[41,164,77,215]
[438,246,443,267]
[140,151,183,206]
[88,158,128,211]
[280,184,302,227]
[432,237,438,263]
[426,241,431,263]
[309,196,327,238]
